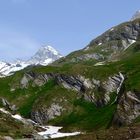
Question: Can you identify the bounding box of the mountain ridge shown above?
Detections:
[54,17,140,66]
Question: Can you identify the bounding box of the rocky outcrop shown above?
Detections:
[88,21,140,49]
[18,71,126,124]
[19,72,124,107]
[31,103,64,124]
[20,75,30,88]
[103,73,124,104]
[0,98,17,113]
[20,72,87,92]
[71,53,105,62]
[113,91,140,126]
[103,75,120,93]
[82,73,125,106]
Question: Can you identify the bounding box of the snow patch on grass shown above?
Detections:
[38,125,80,139]
[94,61,105,66]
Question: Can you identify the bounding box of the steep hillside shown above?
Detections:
[54,19,140,66]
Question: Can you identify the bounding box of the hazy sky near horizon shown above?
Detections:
[0,0,140,61]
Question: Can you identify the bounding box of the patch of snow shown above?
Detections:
[47,46,59,56]
[84,46,89,51]
[38,126,80,139]
[0,108,25,122]
[0,61,29,78]
[0,61,8,69]
[12,114,23,121]
[51,132,81,139]
[110,28,114,31]
[41,58,53,66]
[129,39,136,45]
[123,39,136,50]
[38,126,62,136]
[0,108,10,114]
[98,42,102,46]
[26,119,37,125]
[94,62,105,66]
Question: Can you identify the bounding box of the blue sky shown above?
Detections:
[0,0,140,61]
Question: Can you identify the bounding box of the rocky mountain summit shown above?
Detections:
[27,45,62,66]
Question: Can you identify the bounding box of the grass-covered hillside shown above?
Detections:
[0,41,140,131]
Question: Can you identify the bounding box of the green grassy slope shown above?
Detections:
[0,43,139,131]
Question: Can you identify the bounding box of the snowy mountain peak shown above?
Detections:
[38,45,61,56]
[0,61,11,70]
[131,10,140,21]
[27,45,62,66]
[0,45,63,77]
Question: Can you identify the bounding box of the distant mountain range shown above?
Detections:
[0,45,62,77]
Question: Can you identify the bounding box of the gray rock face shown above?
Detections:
[104,74,122,93]
[74,53,104,62]
[20,75,29,88]
[89,21,140,48]
[56,74,86,92]
[33,75,47,87]
[20,72,87,92]
[20,72,124,107]
[47,103,63,119]
[113,91,140,126]
[103,73,124,104]
[31,103,64,124]
[0,98,17,113]
[1,98,10,107]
